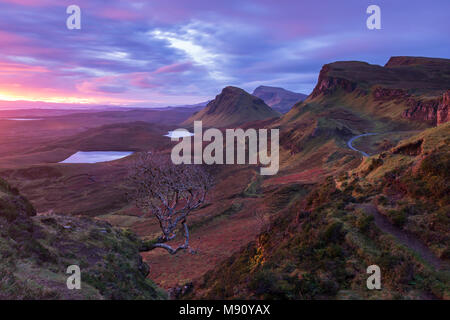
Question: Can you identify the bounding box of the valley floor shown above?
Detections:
[0,106,448,299]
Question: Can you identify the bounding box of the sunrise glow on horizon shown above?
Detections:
[0,0,449,108]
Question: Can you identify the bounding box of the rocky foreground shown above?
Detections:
[0,178,166,300]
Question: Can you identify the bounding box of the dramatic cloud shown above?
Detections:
[0,0,448,106]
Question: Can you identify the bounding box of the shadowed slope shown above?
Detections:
[183,86,280,128]
[0,178,166,300]
[252,86,307,113]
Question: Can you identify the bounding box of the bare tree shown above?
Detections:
[128,152,213,255]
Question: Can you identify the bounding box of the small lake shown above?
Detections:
[59,151,134,164]
[164,130,194,138]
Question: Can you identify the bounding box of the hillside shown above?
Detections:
[276,57,450,171]
[181,57,450,300]
[189,124,449,300]
[1,56,448,300]
[288,56,449,126]
[253,86,307,113]
[0,178,166,299]
[183,86,280,128]
[345,122,450,258]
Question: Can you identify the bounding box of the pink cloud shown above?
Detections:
[0,30,28,45]
[0,0,56,6]
[153,62,193,74]
[77,72,160,94]
[0,61,49,75]
[128,72,158,89]
[77,75,122,94]
[97,7,143,21]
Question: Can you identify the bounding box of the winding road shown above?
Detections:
[347,134,448,270]
[347,133,378,157]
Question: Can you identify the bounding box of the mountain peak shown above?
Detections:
[252,85,307,113]
[222,86,246,93]
[183,86,279,127]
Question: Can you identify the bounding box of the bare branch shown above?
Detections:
[127,152,213,254]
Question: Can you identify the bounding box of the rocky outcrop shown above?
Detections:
[0,179,36,222]
[437,90,449,125]
[307,58,450,124]
[373,87,410,101]
[402,98,441,124]
[310,65,357,99]
[0,177,166,300]
[392,139,423,156]
[284,56,449,138]
[402,91,449,126]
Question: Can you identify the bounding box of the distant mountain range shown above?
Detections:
[252,85,308,113]
[165,101,210,110]
[183,86,280,127]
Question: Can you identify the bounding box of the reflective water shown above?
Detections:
[59,151,133,163]
[164,130,194,138]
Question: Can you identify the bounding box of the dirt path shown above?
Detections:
[359,204,448,271]
[347,133,378,157]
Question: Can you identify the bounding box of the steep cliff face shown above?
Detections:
[299,57,450,126]
[402,97,441,125]
[437,90,449,125]
[310,64,359,99]
[402,91,450,126]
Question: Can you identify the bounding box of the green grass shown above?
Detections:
[191,160,449,300]
[0,177,166,300]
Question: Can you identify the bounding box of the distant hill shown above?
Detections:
[165,101,210,109]
[252,86,307,113]
[183,86,280,128]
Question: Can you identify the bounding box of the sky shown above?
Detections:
[0,0,449,107]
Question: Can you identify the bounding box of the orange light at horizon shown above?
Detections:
[0,92,92,104]
[0,91,146,106]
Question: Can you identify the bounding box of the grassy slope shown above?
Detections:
[0,178,166,300]
[345,122,450,258]
[187,58,450,299]
[189,124,449,300]
[282,57,450,136]
[273,57,448,188]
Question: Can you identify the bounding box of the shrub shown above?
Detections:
[356,214,374,233]
[388,210,407,227]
